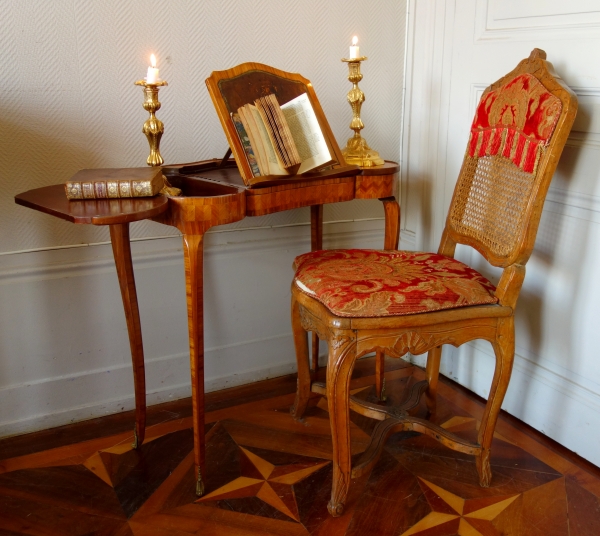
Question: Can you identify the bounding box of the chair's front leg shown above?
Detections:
[326,332,357,517]
[291,297,311,420]
[477,317,515,487]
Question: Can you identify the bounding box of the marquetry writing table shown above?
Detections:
[15,158,400,495]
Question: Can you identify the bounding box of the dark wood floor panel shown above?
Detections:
[0,357,599,535]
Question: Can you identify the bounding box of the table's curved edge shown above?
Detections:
[15,184,170,226]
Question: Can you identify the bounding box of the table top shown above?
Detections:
[15,184,170,226]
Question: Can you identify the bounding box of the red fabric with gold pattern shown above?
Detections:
[468,73,562,173]
[293,249,498,318]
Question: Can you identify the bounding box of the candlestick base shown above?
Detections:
[342,133,384,167]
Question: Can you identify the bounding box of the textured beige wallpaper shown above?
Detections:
[0,0,406,253]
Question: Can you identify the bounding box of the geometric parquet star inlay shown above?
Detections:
[198,445,329,521]
[0,356,599,535]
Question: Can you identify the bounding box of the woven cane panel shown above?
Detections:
[449,154,541,260]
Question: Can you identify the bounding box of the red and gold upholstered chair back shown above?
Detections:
[441,49,577,281]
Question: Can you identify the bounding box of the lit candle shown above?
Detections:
[349,36,359,59]
[146,54,159,84]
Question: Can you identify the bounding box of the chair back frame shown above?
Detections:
[439,49,577,308]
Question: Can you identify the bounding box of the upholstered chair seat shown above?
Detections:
[293,249,498,318]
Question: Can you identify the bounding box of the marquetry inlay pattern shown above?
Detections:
[0,358,598,535]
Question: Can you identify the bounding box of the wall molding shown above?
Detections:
[474,0,600,42]
[410,340,600,465]
[0,335,300,439]
[0,218,387,286]
[464,339,600,414]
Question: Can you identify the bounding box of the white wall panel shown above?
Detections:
[403,0,600,465]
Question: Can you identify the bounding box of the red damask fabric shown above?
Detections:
[468,73,562,173]
[293,250,498,318]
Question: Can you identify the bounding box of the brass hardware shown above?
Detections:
[132,427,139,449]
[196,468,205,497]
[380,377,387,402]
[341,57,384,167]
[134,78,168,167]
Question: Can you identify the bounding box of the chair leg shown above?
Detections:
[311,332,320,374]
[291,299,312,421]
[476,317,515,487]
[326,333,357,517]
[425,345,442,414]
[375,350,386,401]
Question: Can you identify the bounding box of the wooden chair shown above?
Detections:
[290,49,577,517]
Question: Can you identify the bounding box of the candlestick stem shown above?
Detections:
[134,79,180,196]
[341,57,384,167]
[134,79,168,166]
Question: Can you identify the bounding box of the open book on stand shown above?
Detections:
[233,93,334,177]
[206,62,357,187]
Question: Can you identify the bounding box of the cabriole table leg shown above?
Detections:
[109,223,147,449]
[182,233,206,497]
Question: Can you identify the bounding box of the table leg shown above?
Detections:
[182,233,206,497]
[109,224,146,449]
[310,205,323,374]
[380,196,400,250]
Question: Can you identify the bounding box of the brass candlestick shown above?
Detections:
[134,78,168,166]
[133,78,180,196]
[341,57,384,167]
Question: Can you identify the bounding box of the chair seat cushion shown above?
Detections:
[293,249,498,318]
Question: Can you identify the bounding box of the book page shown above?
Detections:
[281,93,333,174]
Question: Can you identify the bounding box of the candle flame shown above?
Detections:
[352,36,358,46]
[150,54,156,67]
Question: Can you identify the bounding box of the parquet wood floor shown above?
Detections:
[0,357,599,535]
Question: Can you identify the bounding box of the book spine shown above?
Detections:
[231,113,261,177]
[65,179,157,200]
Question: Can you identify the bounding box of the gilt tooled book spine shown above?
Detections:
[64,168,163,200]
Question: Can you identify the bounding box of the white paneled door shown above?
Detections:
[402,0,600,465]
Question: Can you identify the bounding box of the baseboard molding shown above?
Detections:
[0,333,299,438]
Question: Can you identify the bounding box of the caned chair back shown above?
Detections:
[442,49,577,269]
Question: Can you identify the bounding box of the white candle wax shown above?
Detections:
[349,36,359,59]
[146,54,159,83]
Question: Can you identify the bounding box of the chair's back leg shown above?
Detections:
[291,298,312,421]
[375,350,386,401]
[425,345,443,414]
